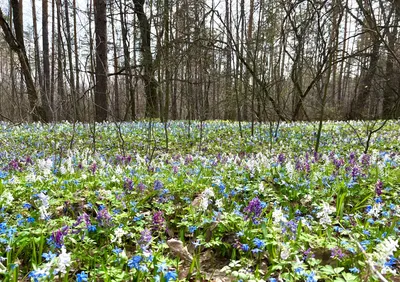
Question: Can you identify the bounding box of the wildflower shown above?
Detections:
[188,226,197,233]
[49,226,69,248]
[96,207,112,226]
[139,228,152,248]
[295,267,304,275]
[243,197,263,223]
[241,244,249,252]
[111,227,127,244]
[112,247,123,255]
[317,201,335,226]
[192,240,202,248]
[272,207,287,224]
[349,267,360,273]
[87,225,97,232]
[305,271,318,282]
[154,180,164,190]
[55,246,72,274]
[165,270,178,281]
[374,237,398,265]
[128,255,142,269]
[303,248,314,261]
[253,238,265,249]
[29,268,49,282]
[124,178,134,191]
[152,211,165,230]
[42,251,57,262]
[375,180,383,196]
[156,261,168,273]
[76,271,88,282]
[330,247,345,259]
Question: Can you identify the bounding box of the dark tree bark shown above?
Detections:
[133,0,159,118]
[43,0,52,120]
[94,0,108,121]
[119,0,135,120]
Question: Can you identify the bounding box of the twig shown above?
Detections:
[349,234,389,282]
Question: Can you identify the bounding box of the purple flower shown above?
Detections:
[124,178,134,191]
[139,228,152,248]
[49,226,69,248]
[154,180,164,190]
[89,162,97,174]
[96,208,112,226]
[152,211,165,230]
[278,153,286,164]
[330,247,345,259]
[375,180,383,196]
[137,183,146,192]
[349,152,356,165]
[361,154,370,167]
[303,248,314,261]
[243,197,263,223]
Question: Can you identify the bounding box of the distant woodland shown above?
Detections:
[0,0,399,123]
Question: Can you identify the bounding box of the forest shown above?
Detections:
[0,0,399,123]
[0,1,400,282]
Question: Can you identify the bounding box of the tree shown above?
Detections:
[43,0,52,120]
[0,1,47,122]
[94,0,108,121]
[133,0,159,118]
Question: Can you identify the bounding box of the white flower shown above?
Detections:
[301,194,312,205]
[1,191,14,206]
[38,159,53,176]
[55,246,71,274]
[317,201,336,227]
[367,203,383,218]
[374,237,398,264]
[37,193,49,209]
[202,188,214,198]
[111,227,127,244]
[39,206,49,220]
[280,243,290,260]
[215,199,224,210]
[200,197,209,211]
[272,207,287,224]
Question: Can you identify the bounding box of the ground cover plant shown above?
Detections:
[0,120,399,282]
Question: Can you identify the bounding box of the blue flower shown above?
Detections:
[27,217,35,223]
[42,251,57,261]
[241,244,249,252]
[188,226,197,233]
[165,270,178,281]
[128,255,142,269]
[112,247,122,255]
[156,262,168,274]
[305,271,317,282]
[295,267,304,274]
[253,238,265,249]
[349,267,360,273]
[76,271,88,282]
[87,225,97,232]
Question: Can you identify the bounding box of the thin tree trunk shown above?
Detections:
[43,0,52,120]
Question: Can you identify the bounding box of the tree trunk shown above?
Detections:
[133,0,159,118]
[43,0,52,120]
[94,0,108,121]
